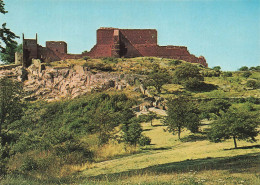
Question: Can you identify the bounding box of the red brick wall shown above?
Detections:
[46,41,67,54]
[23,28,208,67]
[120,29,157,45]
[97,28,114,45]
[38,46,61,62]
[87,45,112,57]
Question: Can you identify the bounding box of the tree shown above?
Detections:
[0,77,23,173]
[122,121,143,146]
[207,99,231,117]
[147,111,157,126]
[242,71,252,78]
[145,65,171,93]
[212,66,221,71]
[209,108,259,148]
[0,77,23,144]
[0,0,19,54]
[173,63,204,90]
[92,108,117,145]
[164,96,200,139]
[0,42,20,64]
[239,66,249,71]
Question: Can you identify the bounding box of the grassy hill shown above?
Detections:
[2,119,259,184]
[0,57,259,184]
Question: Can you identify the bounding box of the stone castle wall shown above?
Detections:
[22,28,208,67]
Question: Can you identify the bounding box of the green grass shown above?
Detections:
[74,120,260,184]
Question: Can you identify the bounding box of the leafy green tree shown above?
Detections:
[145,65,171,93]
[164,96,200,139]
[0,0,19,54]
[0,42,20,64]
[92,107,117,145]
[173,63,204,90]
[239,66,249,71]
[0,77,23,173]
[209,108,259,148]
[249,67,256,71]
[0,77,23,143]
[122,121,143,146]
[207,99,231,117]
[212,66,221,71]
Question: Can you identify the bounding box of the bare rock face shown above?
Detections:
[0,64,132,101]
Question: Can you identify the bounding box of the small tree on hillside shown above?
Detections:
[212,66,221,72]
[164,96,200,139]
[92,108,117,145]
[209,108,259,148]
[207,99,231,117]
[145,66,171,94]
[239,66,249,71]
[173,63,204,90]
[122,121,143,146]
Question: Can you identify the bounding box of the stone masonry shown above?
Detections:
[22,28,208,67]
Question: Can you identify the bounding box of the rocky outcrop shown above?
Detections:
[0,62,134,101]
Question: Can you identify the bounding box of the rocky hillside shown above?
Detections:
[0,60,138,101]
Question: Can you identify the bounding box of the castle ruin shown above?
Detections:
[22,28,207,67]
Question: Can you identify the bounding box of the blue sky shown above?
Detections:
[1,0,260,70]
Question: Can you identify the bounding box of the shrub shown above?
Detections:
[239,66,249,71]
[212,66,221,71]
[168,60,182,66]
[138,135,151,146]
[19,157,38,172]
[222,72,232,77]
[242,71,252,78]
[247,96,260,104]
[246,80,260,89]
[102,57,118,64]
[184,77,203,90]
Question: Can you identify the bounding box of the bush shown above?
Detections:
[222,72,232,77]
[239,66,249,71]
[102,57,118,64]
[19,157,38,172]
[202,70,220,77]
[168,60,182,66]
[247,96,260,104]
[246,80,260,89]
[138,135,151,146]
[184,77,203,90]
[212,66,221,71]
[242,71,252,78]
